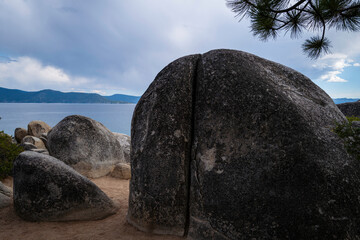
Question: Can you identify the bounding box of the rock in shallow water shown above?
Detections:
[13,151,118,222]
[128,49,360,239]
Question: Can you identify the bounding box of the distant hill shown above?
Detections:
[333,98,360,104]
[0,87,130,103]
[104,94,140,103]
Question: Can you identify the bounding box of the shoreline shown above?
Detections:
[0,176,181,240]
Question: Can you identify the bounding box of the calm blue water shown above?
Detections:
[0,103,136,136]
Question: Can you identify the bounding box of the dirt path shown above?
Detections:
[0,177,183,240]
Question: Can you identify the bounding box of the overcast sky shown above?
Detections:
[0,0,359,98]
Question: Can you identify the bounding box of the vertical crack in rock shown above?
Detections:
[184,55,202,237]
[128,54,201,236]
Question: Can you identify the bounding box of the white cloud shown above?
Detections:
[319,71,348,82]
[354,63,360,67]
[91,90,107,95]
[0,56,91,91]
[313,53,354,70]
[313,53,358,83]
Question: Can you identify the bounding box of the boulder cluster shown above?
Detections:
[2,49,360,239]
[8,115,132,221]
[14,116,131,179]
[15,120,51,154]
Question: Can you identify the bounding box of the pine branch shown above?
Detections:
[227,0,360,59]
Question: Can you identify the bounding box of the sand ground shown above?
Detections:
[0,177,182,240]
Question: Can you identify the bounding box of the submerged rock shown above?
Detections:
[13,151,118,221]
[128,49,360,239]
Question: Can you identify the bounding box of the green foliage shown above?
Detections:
[333,116,360,160]
[302,36,331,59]
[0,131,23,179]
[346,115,360,122]
[227,0,360,59]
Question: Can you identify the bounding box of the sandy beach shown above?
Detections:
[0,176,182,240]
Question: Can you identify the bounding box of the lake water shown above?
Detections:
[0,103,136,136]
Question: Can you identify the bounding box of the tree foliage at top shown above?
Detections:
[227,0,360,59]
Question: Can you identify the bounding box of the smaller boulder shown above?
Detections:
[13,151,118,221]
[113,133,131,163]
[337,101,360,118]
[20,142,37,151]
[0,181,12,209]
[40,136,48,149]
[30,148,49,155]
[47,115,125,178]
[14,128,27,143]
[22,136,46,149]
[110,163,131,179]
[28,120,51,138]
[353,121,360,129]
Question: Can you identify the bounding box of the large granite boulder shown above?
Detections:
[128,49,360,239]
[337,100,360,117]
[13,151,118,221]
[128,54,198,236]
[0,181,12,209]
[28,120,51,138]
[47,115,125,178]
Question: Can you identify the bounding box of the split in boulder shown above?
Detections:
[128,49,360,239]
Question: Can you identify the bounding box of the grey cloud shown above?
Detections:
[0,0,354,96]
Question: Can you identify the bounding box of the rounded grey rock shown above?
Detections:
[352,121,360,129]
[13,151,118,221]
[47,115,126,178]
[337,101,360,118]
